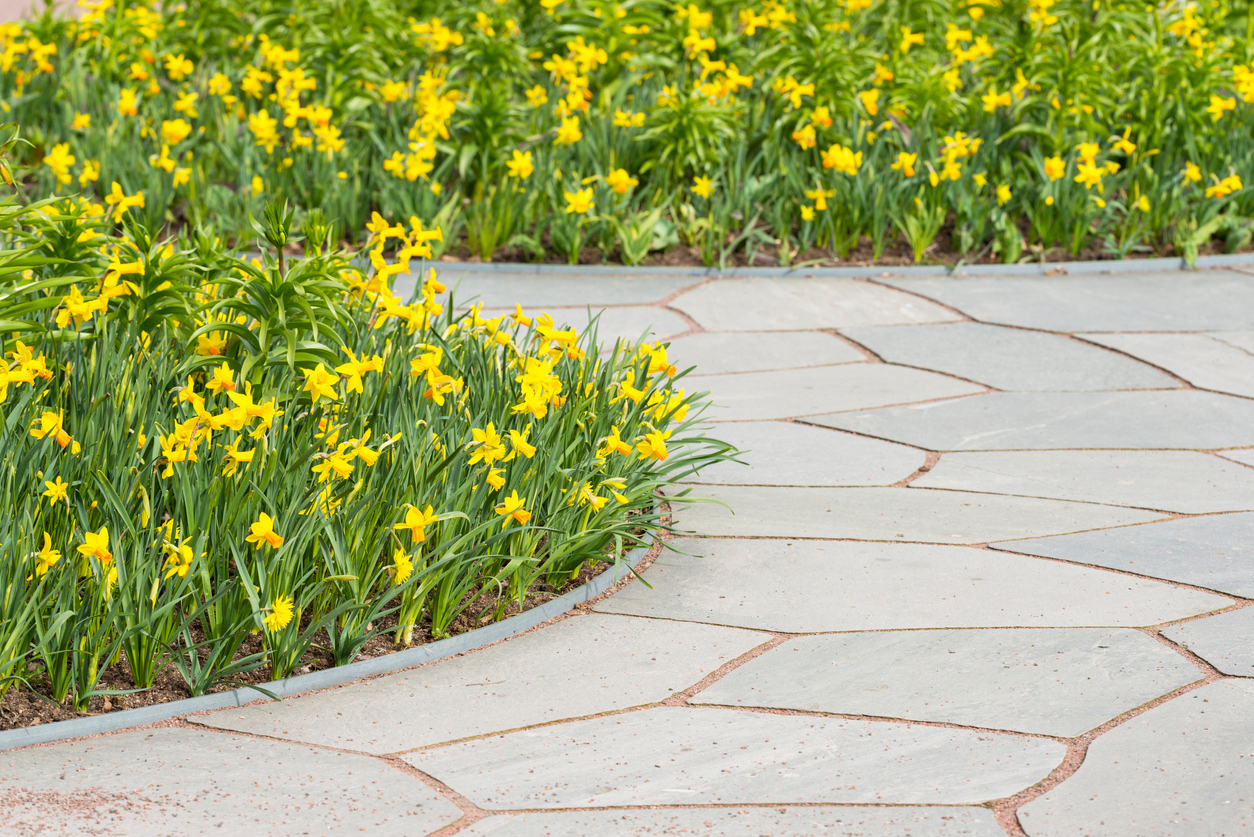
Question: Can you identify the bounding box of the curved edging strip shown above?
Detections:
[0,535,654,752]
[427,252,1254,279]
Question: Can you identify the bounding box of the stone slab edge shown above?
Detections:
[0,535,654,752]
[425,253,1253,279]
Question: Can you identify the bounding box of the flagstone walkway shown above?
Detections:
[5,267,1254,836]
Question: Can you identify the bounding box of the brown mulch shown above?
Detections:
[0,556,621,732]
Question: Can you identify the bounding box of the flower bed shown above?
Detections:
[3,0,1254,266]
[0,182,728,718]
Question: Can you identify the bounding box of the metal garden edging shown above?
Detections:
[0,534,654,752]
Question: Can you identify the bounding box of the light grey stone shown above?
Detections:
[1161,607,1254,676]
[693,630,1201,737]
[421,271,701,308]
[810,390,1254,450]
[669,331,865,376]
[475,305,691,345]
[594,539,1229,631]
[0,728,459,836]
[460,807,1006,837]
[566,305,691,344]
[999,512,1254,597]
[672,277,958,331]
[404,706,1066,807]
[200,614,763,753]
[1081,332,1254,397]
[842,322,1177,391]
[879,271,1254,331]
[914,450,1254,513]
[1219,447,1254,467]
[682,421,926,486]
[1210,329,1254,354]
[691,364,985,422]
[671,485,1165,543]
[1017,680,1254,837]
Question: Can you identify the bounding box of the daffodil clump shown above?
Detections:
[4,0,1254,267]
[0,184,727,712]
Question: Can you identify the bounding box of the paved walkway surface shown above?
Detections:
[5,268,1254,836]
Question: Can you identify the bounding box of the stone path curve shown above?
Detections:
[5,267,1254,836]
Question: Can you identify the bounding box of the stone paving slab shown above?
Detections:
[1080,331,1254,397]
[199,614,763,754]
[1210,329,1254,353]
[681,422,927,486]
[459,807,1006,836]
[417,271,701,308]
[668,330,866,375]
[594,539,1230,631]
[810,390,1254,450]
[404,706,1066,808]
[1219,447,1254,467]
[999,512,1254,597]
[1017,679,1254,836]
[841,322,1177,391]
[690,364,985,422]
[477,305,691,344]
[0,728,459,836]
[671,277,959,331]
[1161,607,1254,677]
[878,272,1254,331]
[672,486,1165,543]
[693,629,1201,737]
[913,450,1254,513]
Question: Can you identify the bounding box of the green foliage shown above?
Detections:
[5,0,1254,266]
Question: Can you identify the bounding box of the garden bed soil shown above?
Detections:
[439,224,1251,269]
[0,554,626,732]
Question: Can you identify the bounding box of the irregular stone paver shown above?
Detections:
[1219,447,1254,467]
[18,267,1254,829]
[414,271,701,308]
[477,304,690,344]
[1017,680,1254,836]
[668,330,865,375]
[914,450,1254,513]
[690,364,985,422]
[671,277,959,331]
[404,706,1066,807]
[200,614,763,753]
[594,539,1229,631]
[0,728,459,835]
[1161,607,1254,677]
[1210,329,1254,353]
[459,807,1006,836]
[693,629,1201,737]
[841,322,1177,391]
[811,390,1254,450]
[999,512,1254,597]
[1081,331,1254,397]
[681,421,926,486]
[672,486,1165,543]
[879,271,1254,331]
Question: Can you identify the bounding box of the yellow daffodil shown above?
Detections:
[495,490,531,528]
[264,594,295,631]
[77,526,112,564]
[35,533,61,577]
[42,476,69,506]
[394,504,438,542]
[245,512,284,550]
